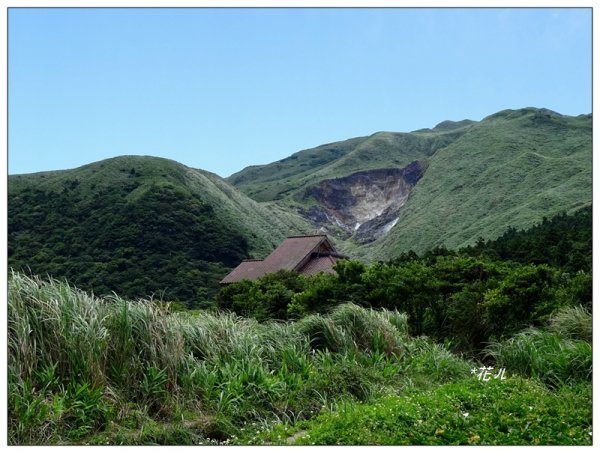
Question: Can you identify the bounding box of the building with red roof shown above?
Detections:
[220,234,346,284]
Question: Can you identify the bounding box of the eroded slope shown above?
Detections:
[300,161,424,243]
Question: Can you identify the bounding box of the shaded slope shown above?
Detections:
[8,156,313,306]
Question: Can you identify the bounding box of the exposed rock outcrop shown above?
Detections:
[300,160,424,243]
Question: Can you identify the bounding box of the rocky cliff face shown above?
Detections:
[300,160,424,243]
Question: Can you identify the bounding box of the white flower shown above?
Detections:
[462,412,469,417]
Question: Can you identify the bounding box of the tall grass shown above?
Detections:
[296,303,409,355]
[11,271,587,446]
[484,328,592,388]
[8,270,111,388]
[8,272,428,445]
[547,305,592,343]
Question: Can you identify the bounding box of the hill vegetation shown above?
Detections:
[365,108,591,258]
[458,205,592,273]
[227,121,473,203]
[8,156,312,307]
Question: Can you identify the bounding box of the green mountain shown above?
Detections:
[228,119,474,202]
[228,107,591,258]
[8,156,313,306]
[366,108,591,258]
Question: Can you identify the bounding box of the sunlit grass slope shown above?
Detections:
[227,121,473,202]
[364,108,591,258]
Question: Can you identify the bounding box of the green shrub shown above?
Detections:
[216,270,306,321]
[482,265,560,337]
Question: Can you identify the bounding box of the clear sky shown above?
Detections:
[8,7,592,177]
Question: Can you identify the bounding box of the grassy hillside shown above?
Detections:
[227,120,473,202]
[8,156,313,306]
[227,108,591,259]
[364,108,591,258]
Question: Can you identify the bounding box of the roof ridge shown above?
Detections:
[311,251,348,259]
[286,234,328,238]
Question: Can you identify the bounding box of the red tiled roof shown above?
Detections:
[220,235,342,284]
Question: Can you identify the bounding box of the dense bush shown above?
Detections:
[215,270,306,321]
[218,252,590,357]
[460,206,592,273]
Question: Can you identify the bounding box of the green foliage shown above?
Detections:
[554,271,592,310]
[8,272,591,445]
[8,156,313,308]
[218,218,590,356]
[461,206,592,273]
[139,366,169,412]
[257,378,592,446]
[9,173,246,306]
[288,272,340,318]
[8,378,111,445]
[482,264,560,336]
[216,270,307,321]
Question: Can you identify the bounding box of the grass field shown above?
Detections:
[8,271,592,446]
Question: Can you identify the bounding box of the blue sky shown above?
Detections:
[8,7,592,177]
